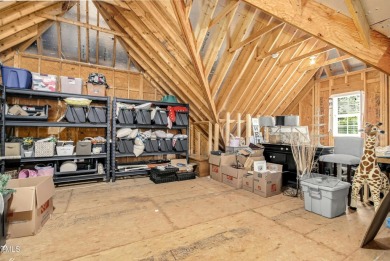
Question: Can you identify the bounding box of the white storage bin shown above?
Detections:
[301,176,351,218]
[60,76,83,94]
[56,145,75,156]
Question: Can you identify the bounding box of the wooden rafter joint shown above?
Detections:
[344,0,370,48]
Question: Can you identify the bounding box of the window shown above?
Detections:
[331,92,363,137]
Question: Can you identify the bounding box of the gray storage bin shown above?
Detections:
[88,106,107,123]
[135,109,151,125]
[174,138,188,152]
[65,106,87,123]
[117,139,134,154]
[159,139,173,152]
[153,110,168,125]
[117,108,134,124]
[145,139,159,152]
[76,141,92,155]
[175,112,189,126]
[301,176,351,218]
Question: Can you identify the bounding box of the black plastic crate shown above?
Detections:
[174,138,188,152]
[176,172,196,181]
[92,143,106,153]
[6,104,49,121]
[145,139,159,152]
[159,138,173,152]
[150,166,179,177]
[175,112,189,126]
[88,106,107,123]
[135,109,151,125]
[65,106,87,123]
[117,108,134,124]
[153,110,168,125]
[117,139,134,154]
[150,175,177,184]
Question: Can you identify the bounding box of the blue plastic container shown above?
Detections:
[1,65,32,89]
[386,217,390,228]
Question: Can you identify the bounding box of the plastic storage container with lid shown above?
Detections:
[1,65,32,89]
[301,175,351,218]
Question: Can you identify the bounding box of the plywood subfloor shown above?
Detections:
[3,177,390,260]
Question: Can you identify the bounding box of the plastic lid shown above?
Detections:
[301,173,340,188]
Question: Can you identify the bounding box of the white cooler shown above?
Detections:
[301,176,351,218]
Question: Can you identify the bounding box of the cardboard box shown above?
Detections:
[170,159,196,172]
[242,173,254,192]
[209,154,236,182]
[190,157,210,177]
[221,165,247,179]
[244,156,265,170]
[223,174,243,189]
[6,176,55,238]
[251,149,264,157]
[253,165,282,197]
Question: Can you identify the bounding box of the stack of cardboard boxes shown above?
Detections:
[209,149,283,198]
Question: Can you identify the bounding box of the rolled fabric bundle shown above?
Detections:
[284,115,300,126]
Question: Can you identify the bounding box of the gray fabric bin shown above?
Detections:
[76,141,92,155]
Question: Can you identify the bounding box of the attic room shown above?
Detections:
[0,0,390,260]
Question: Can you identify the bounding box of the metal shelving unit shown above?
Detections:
[111,97,189,181]
[0,88,111,184]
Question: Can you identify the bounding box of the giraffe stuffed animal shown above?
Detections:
[350,122,390,211]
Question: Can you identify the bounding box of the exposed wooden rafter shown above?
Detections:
[256,34,311,61]
[344,0,370,48]
[194,0,218,51]
[299,54,352,72]
[172,0,218,122]
[243,0,390,74]
[279,46,332,67]
[39,13,128,37]
[208,0,239,29]
[229,21,283,52]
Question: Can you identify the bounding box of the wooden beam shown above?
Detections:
[18,20,55,52]
[95,1,208,121]
[335,49,350,73]
[172,0,218,122]
[204,3,238,76]
[185,0,193,19]
[194,0,218,51]
[279,46,332,67]
[344,0,370,48]
[283,78,314,114]
[229,22,283,52]
[0,1,52,26]
[256,34,311,61]
[210,7,257,98]
[38,14,128,37]
[0,25,37,53]
[324,65,332,78]
[298,54,352,72]
[0,2,16,11]
[209,0,239,29]
[0,2,64,40]
[243,0,390,74]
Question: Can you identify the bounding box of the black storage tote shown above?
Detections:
[153,110,168,125]
[145,139,159,152]
[159,138,173,152]
[135,109,151,125]
[88,106,107,123]
[174,138,188,152]
[117,139,134,154]
[118,108,134,124]
[65,106,87,123]
[175,112,189,126]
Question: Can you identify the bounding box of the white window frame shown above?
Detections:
[330,91,364,137]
